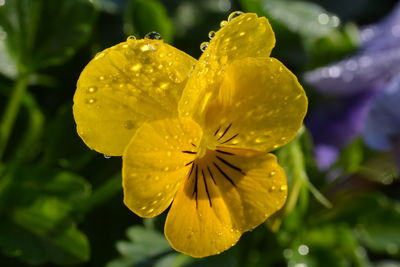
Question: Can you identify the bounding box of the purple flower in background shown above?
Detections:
[363,75,400,169]
[304,2,400,170]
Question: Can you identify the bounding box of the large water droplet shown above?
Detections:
[280,185,287,191]
[220,20,228,28]
[145,31,162,40]
[208,31,216,39]
[228,11,244,22]
[126,35,136,41]
[200,41,209,52]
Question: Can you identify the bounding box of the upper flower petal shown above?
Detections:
[179,13,276,123]
[165,148,286,257]
[122,117,203,218]
[73,39,196,156]
[202,57,307,152]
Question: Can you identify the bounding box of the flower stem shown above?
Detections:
[0,76,28,161]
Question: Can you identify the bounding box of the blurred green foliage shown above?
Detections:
[0,0,399,266]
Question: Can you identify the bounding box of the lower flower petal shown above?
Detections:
[165,147,287,257]
[123,118,203,218]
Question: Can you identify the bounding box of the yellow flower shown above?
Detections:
[73,12,307,257]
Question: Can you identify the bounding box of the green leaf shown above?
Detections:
[284,224,364,267]
[357,197,400,257]
[0,0,96,75]
[107,225,171,266]
[124,0,174,42]
[0,196,90,265]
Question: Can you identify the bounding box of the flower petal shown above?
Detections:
[122,118,203,218]
[73,39,196,156]
[179,13,275,123]
[165,148,286,257]
[202,57,307,152]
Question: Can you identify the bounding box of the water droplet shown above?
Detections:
[104,154,111,159]
[147,208,154,213]
[99,76,105,81]
[94,52,105,60]
[269,186,277,192]
[124,120,135,130]
[131,63,142,72]
[228,11,244,22]
[144,31,162,40]
[127,35,136,41]
[238,32,245,37]
[87,86,97,93]
[220,20,228,28]
[140,206,147,210]
[280,185,287,191]
[269,171,276,177]
[254,134,271,143]
[208,31,216,39]
[151,200,158,205]
[156,192,162,197]
[164,167,169,171]
[200,41,209,52]
[86,98,96,104]
[166,151,172,157]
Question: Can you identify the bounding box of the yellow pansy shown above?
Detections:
[73,12,307,257]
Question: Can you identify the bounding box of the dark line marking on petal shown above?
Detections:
[191,143,197,147]
[188,162,194,177]
[217,123,232,141]
[213,162,237,187]
[207,166,216,185]
[220,133,239,144]
[216,156,245,175]
[185,161,194,166]
[214,126,221,136]
[182,150,197,154]
[216,149,235,155]
[193,165,199,209]
[202,169,212,207]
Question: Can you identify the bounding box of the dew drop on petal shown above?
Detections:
[104,154,111,159]
[269,185,277,192]
[147,208,154,213]
[144,31,162,40]
[228,11,244,22]
[220,20,228,28]
[200,41,209,52]
[86,98,96,104]
[87,86,97,93]
[126,35,136,41]
[269,171,276,177]
[208,30,216,39]
[280,185,287,191]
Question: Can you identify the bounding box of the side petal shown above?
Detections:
[73,39,196,156]
[165,148,286,257]
[122,118,203,218]
[179,13,275,123]
[203,57,307,152]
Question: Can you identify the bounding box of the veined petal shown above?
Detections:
[203,57,307,152]
[165,147,286,257]
[73,39,196,156]
[123,118,203,218]
[179,13,275,124]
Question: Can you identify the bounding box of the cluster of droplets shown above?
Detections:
[199,11,244,52]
